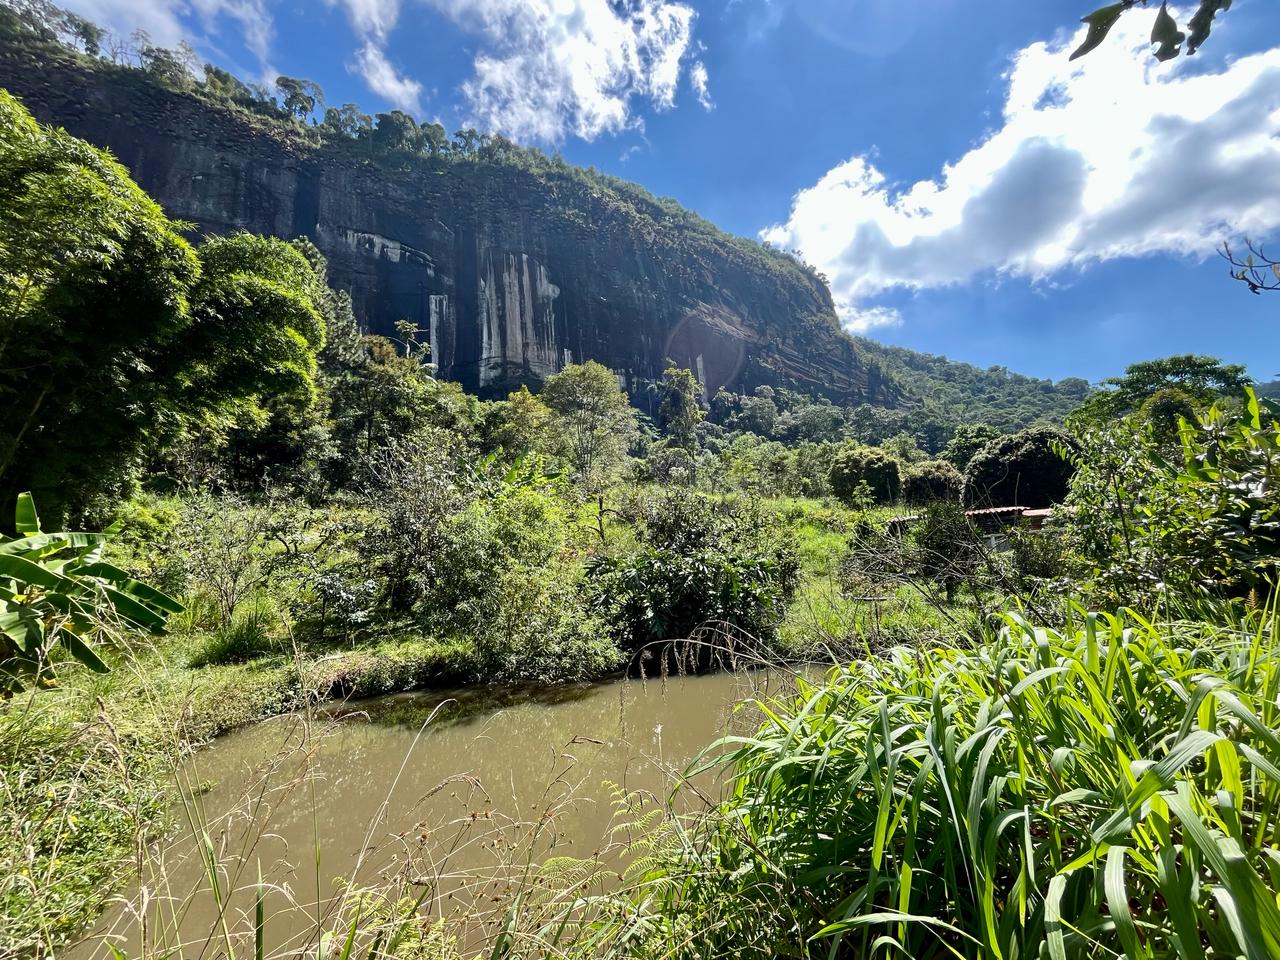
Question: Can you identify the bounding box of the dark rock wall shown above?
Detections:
[1,45,895,406]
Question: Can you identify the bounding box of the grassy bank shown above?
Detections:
[0,631,473,958]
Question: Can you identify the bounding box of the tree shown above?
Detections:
[1070,354,1250,426]
[1138,386,1199,447]
[323,103,372,140]
[203,64,254,104]
[373,111,419,154]
[942,423,1001,470]
[483,385,553,459]
[657,365,704,453]
[1070,1,1233,63]
[903,460,964,506]
[540,362,638,482]
[275,76,324,121]
[829,445,900,505]
[0,94,328,520]
[963,427,1077,508]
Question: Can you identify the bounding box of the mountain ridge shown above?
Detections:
[0,14,1091,426]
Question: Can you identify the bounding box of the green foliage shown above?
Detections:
[902,458,963,505]
[540,361,639,484]
[829,445,900,505]
[656,365,704,453]
[633,606,1280,959]
[1070,353,1249,428]
[1065,388,1279,604]
[587,491,799,660]
[854,336,1093,433]
[0,493,181,695]
[941,422,1002,470]
[963,425,1077,508]
[0,93,329,519]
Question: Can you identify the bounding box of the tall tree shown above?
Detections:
[276,75,324,121]
[541,362,638,482]
[1070,1,1234,63]
[0,93,327,519]
[656,365,704,453]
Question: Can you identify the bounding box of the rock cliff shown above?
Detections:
[0,42,897,405]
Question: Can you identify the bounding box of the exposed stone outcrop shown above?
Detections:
[0,43,898,406]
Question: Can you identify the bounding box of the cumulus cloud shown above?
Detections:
[428,0,699,141]
[762,12,1280,330]
[353,40,422,112]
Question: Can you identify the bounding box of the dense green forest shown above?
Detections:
[2,2,1279,959]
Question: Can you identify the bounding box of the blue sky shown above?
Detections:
[61,0,1280,384]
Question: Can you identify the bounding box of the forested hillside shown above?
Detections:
[0,1,1091,427]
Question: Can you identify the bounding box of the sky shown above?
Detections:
[54,0,1280,384]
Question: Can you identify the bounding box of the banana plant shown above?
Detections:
[0,493,183,696]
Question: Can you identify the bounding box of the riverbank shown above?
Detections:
[0,631,475,957]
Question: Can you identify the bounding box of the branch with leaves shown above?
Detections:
[1222,240,1280,294]
[1071,0,1234,62]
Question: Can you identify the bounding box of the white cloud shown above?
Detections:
[427,0,700,141]
[690,60,712,110]
[329,0,401,40]
[842,306,902,333]
[352,40,422,112]
[762,12,1280,328]
[58,0,274,71]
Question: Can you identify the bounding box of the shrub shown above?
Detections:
[963,425,1076,507]
[587,491,800,661]
[188,604,280,666]
[1065,388,1280,604]
[901,459,962,505]
[828,445,900,504]
[638,606,1280,959]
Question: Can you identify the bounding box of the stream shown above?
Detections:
[70,669,812,958]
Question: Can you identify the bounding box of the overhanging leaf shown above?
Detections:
[1151,3,1185,61]
[1187,0,1232,54]
[1070,3,1126,61]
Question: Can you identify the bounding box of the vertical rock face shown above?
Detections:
[0,46,898,406]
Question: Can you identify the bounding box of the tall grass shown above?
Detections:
[621,603,1280,959]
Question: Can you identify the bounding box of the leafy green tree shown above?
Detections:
[541,362,638,483]
[1070,354,1249,426]
[275,75,324,121]
[322,103,372,140]
[1070,0,1232,63]
[942,423,1001,470]
[1138,386,1199,447]
[963,427,1077,508]
[1064,389,1279,604]
[657,365,704,452]
[0,94,329,519]
[373,110,419,154]
[483,385,553,459]
[829,445,900,505]
[903,460,964,506]
[203,64,254,104]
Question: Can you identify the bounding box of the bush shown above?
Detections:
[638,607,1280,959]
[188,604,280,666]
[828,445,900,504]
[963,425,1076,507]
[587,491,799,662]
[1065,388,1280,605]
[901,459,962,505]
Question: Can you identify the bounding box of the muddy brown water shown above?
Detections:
[70,669,816,959]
